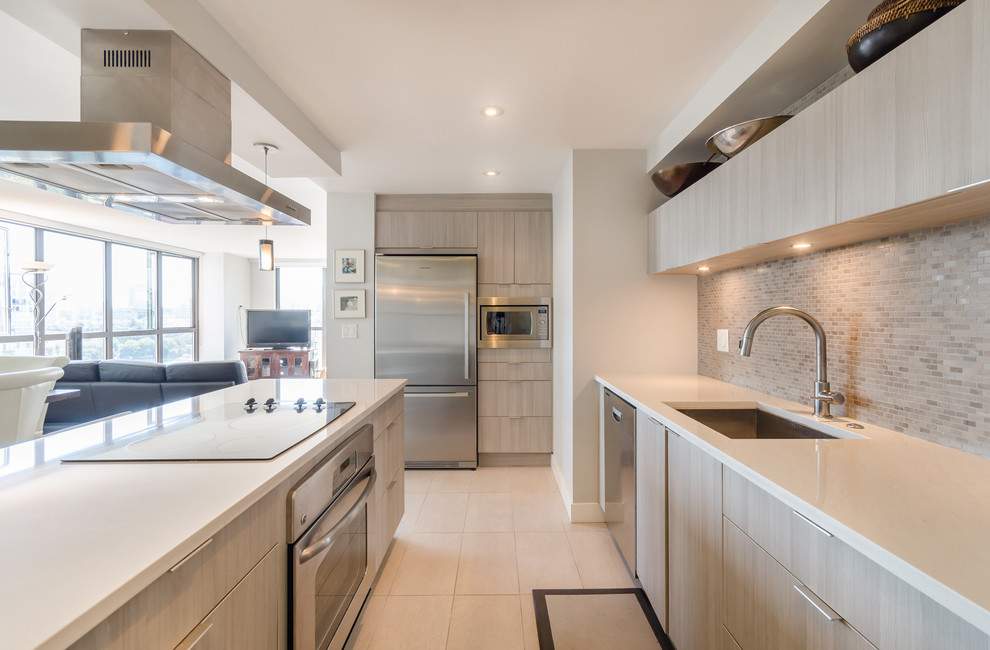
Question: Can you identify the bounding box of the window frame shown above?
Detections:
[0,220,198,363]
[275,265,325,373]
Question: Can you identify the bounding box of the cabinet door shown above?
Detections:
[757,93,836,239]
[635,415,666,628]
[836,0,990,223]
[513,212,552,283]
[432,211,478,248]
[478,416,552,453]
[375,212,433,248]
[174,544,280,650]
[477,380,552,417]
[667,429,722,650]
[723,518,875,650]
[478,212,515,283]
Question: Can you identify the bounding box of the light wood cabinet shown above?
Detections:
[70,492,282,650]
[836,0,990,224]
[667,429,722,650]
[723,517,875,650]
[651,92,836,273]
[375,211,477,249]
[477,349,552,455]
[722,467,990,650]
[477,211,552,285]
[635,416,666,627]
[174,544,281,650]
[372,398,405,570]
[478,380,552,417]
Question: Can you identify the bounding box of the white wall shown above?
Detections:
[552,153,575,508]
[324,193,376,378]
[199,253,252,360]
[553,150,698,519]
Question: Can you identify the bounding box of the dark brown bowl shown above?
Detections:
[651,162,721,198]
[848,6,958,73]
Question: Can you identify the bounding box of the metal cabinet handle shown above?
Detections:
[407,392,470,398]
[792,510,834,537]
[649,417,661,426]
[169,538,213,573]
[612,407,622,423]
[794,584,842,621]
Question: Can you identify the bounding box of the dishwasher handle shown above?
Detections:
[612,407,623,423]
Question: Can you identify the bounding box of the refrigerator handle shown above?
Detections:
[464,292,471,380]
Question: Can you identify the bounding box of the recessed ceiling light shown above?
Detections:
[484,170,500,177]
[792,243,813,249]
[698,266,711,272]
[481,106,504,118]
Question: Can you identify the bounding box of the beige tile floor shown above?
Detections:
[346,466,634,650]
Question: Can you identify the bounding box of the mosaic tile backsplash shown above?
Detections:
[698,216,990,458]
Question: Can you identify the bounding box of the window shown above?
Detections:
[0,219,197,362]
[276,266,324,372]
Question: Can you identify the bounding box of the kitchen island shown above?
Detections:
[597,373,990,649]
[0,377,405,650]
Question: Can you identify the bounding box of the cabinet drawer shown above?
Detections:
[724,517,876,650]
[383,393,403,428]
[478,380,552,417]
[478,362,551,381]
[376,469,405,567]
[478,416,551,453]
[374,412,404,505]
[71,492,281,650]
[478,348,552,363]
[722,468,988,649]
[174,543,280,650]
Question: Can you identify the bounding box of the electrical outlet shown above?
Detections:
[341,324,358,339]
[717,329,729,353]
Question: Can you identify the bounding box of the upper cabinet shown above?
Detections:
[836,0,990,222]
[375,211,478,249]
[478,211,552,285]
[650,0,990,275]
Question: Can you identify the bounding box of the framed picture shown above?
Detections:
[333,289,366,318]
[333,249,365,283]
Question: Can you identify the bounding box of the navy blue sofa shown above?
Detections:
[44,359,248,433]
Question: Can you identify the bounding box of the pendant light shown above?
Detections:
[255,143,278,271]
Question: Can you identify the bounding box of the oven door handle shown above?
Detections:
[298,465,377,565]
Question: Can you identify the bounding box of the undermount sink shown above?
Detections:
[676,408,843,440]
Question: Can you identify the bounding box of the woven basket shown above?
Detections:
[848,0,966,52]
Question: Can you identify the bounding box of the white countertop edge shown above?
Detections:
[594,374,990,638]
[34,379,406,650]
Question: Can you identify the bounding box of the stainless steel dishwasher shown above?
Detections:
[602,388,636,576]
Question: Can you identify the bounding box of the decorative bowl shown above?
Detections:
[706,116,792,158]
[847,5,960,73]
[651,161,721,198]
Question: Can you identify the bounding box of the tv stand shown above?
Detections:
[239,348,315,380]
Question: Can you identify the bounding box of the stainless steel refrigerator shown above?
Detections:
[374,255,477,468]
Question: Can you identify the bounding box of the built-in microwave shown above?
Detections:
[479,297,552,348]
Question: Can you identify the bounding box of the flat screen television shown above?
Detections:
[245,309,311,349]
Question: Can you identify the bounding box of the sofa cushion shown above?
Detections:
[61,361,101,382]
[92,382,165,417]
[162,381,236,402]
[44,383,98,424]
[98,360,167,383]
[166,360,247,385]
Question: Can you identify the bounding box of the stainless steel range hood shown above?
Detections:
[0,30,310,226]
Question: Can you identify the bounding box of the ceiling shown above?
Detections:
[0,0,789,255]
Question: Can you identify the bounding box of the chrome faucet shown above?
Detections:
[739,306,845,418]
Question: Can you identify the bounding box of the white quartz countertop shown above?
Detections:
[0,378,405,650]
[595,373,990,638]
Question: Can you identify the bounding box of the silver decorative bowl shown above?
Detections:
[706,115,792,157]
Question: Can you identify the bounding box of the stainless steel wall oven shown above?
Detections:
[288,424,376,650]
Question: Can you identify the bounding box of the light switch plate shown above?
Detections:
[717,329,729,353]
[341,324,358,339]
